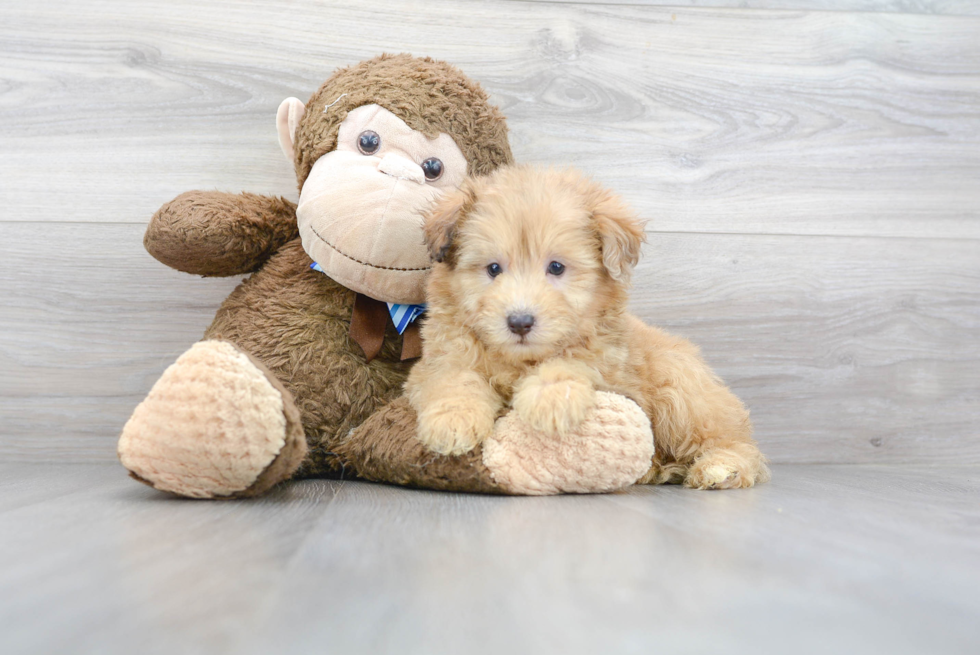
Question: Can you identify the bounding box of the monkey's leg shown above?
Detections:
[118,340,307,498]
[336,392,655,495]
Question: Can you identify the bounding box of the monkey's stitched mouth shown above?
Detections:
[307,223,431,273]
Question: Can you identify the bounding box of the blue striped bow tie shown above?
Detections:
[386,303,426,334]
[311,262,425,334]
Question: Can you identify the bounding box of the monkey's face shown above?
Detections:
[295,104,468,305]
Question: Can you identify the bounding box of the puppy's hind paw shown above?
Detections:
[685,464,745,490]
[684,450,769,490]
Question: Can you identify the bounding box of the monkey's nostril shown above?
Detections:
[507,313,535,336]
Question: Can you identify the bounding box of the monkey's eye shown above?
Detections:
[547,261,566,276]
[357,130,381,155]
[487,263,503,278]
[421,157,444,181]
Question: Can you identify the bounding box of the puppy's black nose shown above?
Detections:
[507,313,535,336]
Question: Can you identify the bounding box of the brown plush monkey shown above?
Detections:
[117,54,654,498]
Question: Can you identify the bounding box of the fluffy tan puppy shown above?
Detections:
[406,166,770,489]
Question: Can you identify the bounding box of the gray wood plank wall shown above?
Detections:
[2,0,978,464]
[521,0,980,15]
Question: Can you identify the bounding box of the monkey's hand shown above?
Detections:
[145,191,298,276]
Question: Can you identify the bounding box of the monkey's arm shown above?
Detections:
[334,397,503,493]
[336,394,655,495]
[144,191,298,276]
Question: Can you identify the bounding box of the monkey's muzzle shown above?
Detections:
[297,151,440,305]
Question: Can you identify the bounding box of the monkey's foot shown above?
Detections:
[484,392,655,495]
[118,340,307,499]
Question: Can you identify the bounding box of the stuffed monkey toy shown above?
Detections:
[117,54,655,498]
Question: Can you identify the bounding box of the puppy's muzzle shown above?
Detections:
[507,313,535,336]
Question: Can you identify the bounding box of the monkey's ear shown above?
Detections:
[424,181,478,265]
[276,98,306,163]
[590,187,646,284]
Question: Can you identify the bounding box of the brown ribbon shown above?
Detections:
[349,293,423,363]
[400,321,422,361]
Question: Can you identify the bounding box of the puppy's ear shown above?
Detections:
[590,186,646,284]
[424,179,478,265]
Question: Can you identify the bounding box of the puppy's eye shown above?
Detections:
[487,263,503,278]
[357,130,381,155]
[421,157,443,181]
[547,261,566,276]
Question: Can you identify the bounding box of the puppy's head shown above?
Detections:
[423,165,646,361]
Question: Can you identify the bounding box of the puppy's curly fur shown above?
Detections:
[406,166,770,489]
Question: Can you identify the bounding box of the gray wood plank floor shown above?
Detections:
[1,1,979,463]
[1,463,978,655]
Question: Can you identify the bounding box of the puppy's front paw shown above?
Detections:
[416,403,495,456]
[513,372,596,437]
